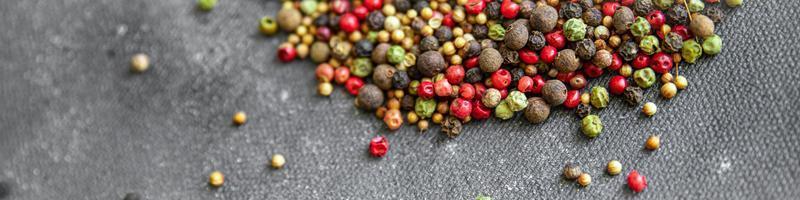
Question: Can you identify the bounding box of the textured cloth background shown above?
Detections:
[1,0,799,199]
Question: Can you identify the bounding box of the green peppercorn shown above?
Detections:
[639,35,660,55]
[688,0,705,13]
[299,0,317,15]
[506,91,529,112]
[415,98,436,118]
[408,80,420,95]
[633,68,657,89]
[726,0,742,7]
[310,42,330,63]
[563,18,587,42]
[590,86,609,109]
[524,97,551,124]
[702,34,723,56]
[630,17,651,38]
[488,24,506,41]
[653,0,674,10]
[482,88,502,108]
[681,40,703,63]
[350,58,373,78]
[259,16,279,36]
[197,0,217,11]
[277,8,302,32]
[581,115,603,138]
[494,100,514,120]
[387,45,406,64]
[476,194,492,200]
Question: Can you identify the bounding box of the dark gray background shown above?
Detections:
[1,0,798,199]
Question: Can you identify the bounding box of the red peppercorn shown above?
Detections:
[345,77,364,95]
[369,136,389,157]
[620,0,635,6]
[563,90,581,109]
[540,46,558,64]
[608,75,628,95]
[607,53,623,71]
[465,0,486,15]
[499,88,509,99]
[434,79,453,97]
[418,81,435,99]
[316,26,332,42]
[446,65,466,84]
[353,6,369,20]
[450,98,473,120]
[334,67,350,84]
[517,76,534,93]
[491,69,512,90]
[545,31,566,50]
[330,0,350,14]
[278,45,297,62]
[647,10,666,29]
[672,25,692,40]
[442,13,455,28]
[632,53,651,69]
[316,63,335,82]
[556,71,575,83]
[602,2,620,17]
[569,73,587,89]
[518,49,539,64]
[530,75,546,94]
[471,100,492,120]
[363,0,382,11]
[627,170,647,193]
[339,13,360,33]
[583,63,604,78]
[474,83,487,99]
[464,57,479,69]
[460,83,476,100]
[501,0,520,19]
[651,52,673,74]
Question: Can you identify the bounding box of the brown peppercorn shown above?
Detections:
[416,51,446,77]
[689,14,715,38]
[582,8,603,27]
[356,84,385,111]
[612,6,634,34]
[524,97,551,124]
[592,49,612,68]
[372,64,397,90]
[541,80,568,106]
[563,163,583,180]
[530,4,559,33]
[575,39,596,61]
[310,42,331,63]
[633,0,654,16]
[277,8,302,32]
[479,48,503,73]
[419,36,439,52]
[441,116,463,138]
[623,86,643,106]
[372,43,390,64]
[555,49,580,72]
[499,45,520,65]
[504,22,529,50]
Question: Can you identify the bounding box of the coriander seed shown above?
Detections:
[661,82,677,99]
[642,102,657,116]
[318,82,333,96]
[418,119,430,132]
[607,160,622,175]
[675,75,688,90]
[645,135,661,150]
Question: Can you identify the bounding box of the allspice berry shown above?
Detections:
[356,84,385,111]
[372,43,390,64]
[372,64,397,90]
[504,22,529,50]
[271,154,286,169]
[208,171,224,187]
[530,4,558,33]
[277,8,302,32]
[417,51,446,77]
[645,135,661,150]
[563,163,583,180]
[613,6,634,34]
[592,49,612,68]
[577,173,592,187]
[479,48,503,73]
[130,53,150,73]
[555,49,580,72]
[690,14,715,38]
[541,80,567,106]
[524,97,551,124]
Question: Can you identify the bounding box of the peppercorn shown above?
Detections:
[654,0,674,9]
[522,31,545,51]
[368,64,395,90]
[613,6,634,34]
[661,72,674,84]
[465,40,482,58]
[472,24,488,40]
[296,44,309,59]
[270,154,286,169]
[703,34,722,55]
[365,11,385,31]
[482,88,502,108]
[576,103,591,118]
[432,113,444,124]
[488,24,506,41]
[369,136,389,157]
[317,82,333,96]
[197,0,217,11]
[563,163,583,180]
[630,17,651,38]
[389,71,409,90]
[387,45,406,64]
[415,98,436,118]
[502,91,526,112]
[434,79,453,97]
[726,0,742,7]
[689,14,716,38]
[441,116,463,138]
[583,26,595,40]
[587,50,611,70]
[628,170,648,193]
[661,82,678,99]
[351,40,372,58]
[639,35,660,55]
[530,4,558,33]
[307,42,330,63]
[705,7,724,23]
[277,8,302,32]
[607,160,622,175]
[130,53,149,73]
[590,86,610,109]
[208,171,224,187]
[620,86,643,106]
[633,68,657,89]
[494,100,514,120]
[417,51,446,77]
[688,0,705,12]
[539,80,566,106]
[401,95,415,111]
[581,114,603,138]
[666,4,689,25]
[642,102,657,116]
[619,40,639,62]
[681,40,703,63]
[356,84,385,111]
[519,97,550,124]
[562,19,586,42]
[504,23,529,51]
[579,9,601,27]
[518,0,536,18]
[417,119,430,132]
[577,173,592,187]
[662,32,683,53]
[434,26,453,43]
[575,39,596,61]
[478,48,503,73]
[259,16,279,36]
[384,109,403,130]
[675,75,688,89]
[555,49,580,72]
[231,111,247,126]
[646,135,661,150]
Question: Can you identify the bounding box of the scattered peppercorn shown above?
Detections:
[703,34,723,55]
[259,16,279,36]
[563,163,583,180]
[590,86,610,109]
[633,68,657,89]
[628,170,648,192]
[542,80,567,106]
[642,102,658,116]
[661,82,678,99]
[607,160,622,175]
[232,111,247,126]
[271,154,286,169]
[581,114,603,138]
[123,193,141,200]
[675,75,688,90]
[130,53,149,73]
[530,5,558,33]
[441,116,463,138]
[369,136,389,157]
[577,173,592,187]
[197,0,217,11]
[208,171,224,187]
[682,40,703,63]
[646,135,661,150]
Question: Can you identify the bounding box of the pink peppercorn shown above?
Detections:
[474,83,487,99]
[556,71,576,83]
[334,67,350,84]
[530,75,545,94]
[583,63,604,78]
[464,57,479,69]
[518,49,539,64]
[651,52,673,74]
[499,88,509,99]
[442,13,455,28]
[517,76,534,93]
[369,136,389,157]
[339,13,360,33]
[278,45,297,62]
[316,26,332,42]
[608,75,628,95]
[418,81,435,99]
[602,2,620,17]
[460,83,476,100]
[627,170,647,193]
[607,53,623,71]
[563,90,581,109]
[471,100,492,120]
[632,53,651,69]
[345,77,364,95]
[330,0,349,14]
[362,0,382,11]
[434,79,453,97]
[545,31,566,50]
[353,6,369,20]
[620,0,635,6]
[501,0,520,19]
[540,46,558,64]
[491,69,512,90]
[446,65,466,84]
[647,10,666,28]
[316,63,334,82]
[450,98,473,120]
[672,25,692,40]
[465,0,486,15]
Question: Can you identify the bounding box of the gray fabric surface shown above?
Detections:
[1,0,799,199]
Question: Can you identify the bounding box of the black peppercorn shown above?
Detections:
[393,0,411,13]
[555,49,580,72]
[499,45,520,65]
[663,32,684,53]
[575,39,596,61]
[619,40,639,62]
[705,7,724,23]
[623,86,643,106]
[633,0,654,16]
[524,97,550,124]
[435,26,453,43]
[313,15,329,27]
[465,67,483,83]
[373,64,397,90]
[124,193,141,200]
[530,4,558,33]
[401,95,415,111]
[578,0,593,9]
[505,22,529,50]
[392,70,410,89]
[466,40,482,58]
[407,65,422,80]
[613,6,634,34]
[485,1,502,20]
[367,11,385,30]
[510,67,525,87]
[328,15,340,32]
[667,4,689,25]
[584,26,594,40]
[417,51,446,77]
[441,116,463,138]
[472,24,489,40]
[411,18,426,32]
[542,80,567,106]
[357,84,385,111]
[576,103,591,118]
[419,36,439,52]
[582,8,603,27]
[560,2,583,19]
[527,31,546,50]
[354,40,373,57]
[519,0,536,19]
